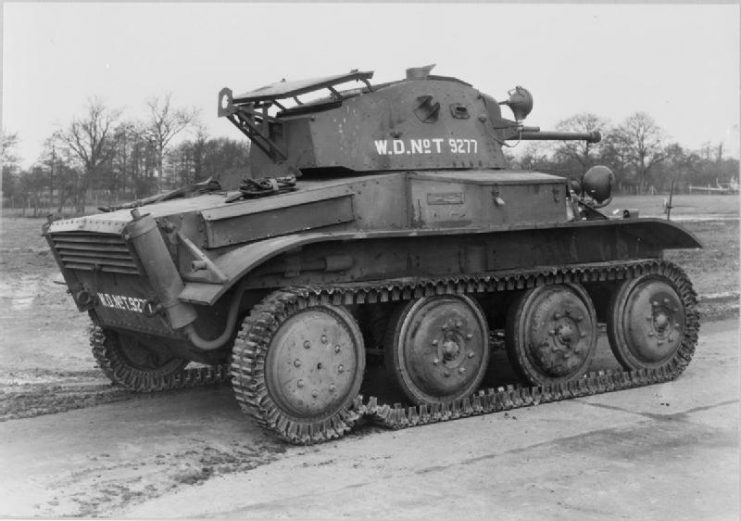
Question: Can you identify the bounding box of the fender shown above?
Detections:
[178,218,701,306]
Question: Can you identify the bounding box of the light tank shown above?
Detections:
[45,66,701,443]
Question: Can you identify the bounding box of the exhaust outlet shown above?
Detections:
[124,208,197,330]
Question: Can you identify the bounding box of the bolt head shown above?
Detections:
[303,340,311,349]
[338,364,344,374]
[329,384,336,393]
[334,345,341,353]
[458,367,466,374]
[432,339,439,346]
[466,333,473,340]
[321,335,328,344]
[443,370,450,377]
[467,352,475,358]
[294,359,302,368]
[297,379,304,388]
[432,358,439,366]
[455,321,462,329]
[312,390,319,398]
[553,312,562,320]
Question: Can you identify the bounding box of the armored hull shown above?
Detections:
[46,67,701,443]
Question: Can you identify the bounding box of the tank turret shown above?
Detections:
[218,65,599,178]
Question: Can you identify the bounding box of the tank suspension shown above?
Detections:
[93,259,697,444]
[231,259,698,444]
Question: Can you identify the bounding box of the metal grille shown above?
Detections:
[50,231,140,275]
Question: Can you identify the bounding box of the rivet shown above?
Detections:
[553,313,562,320]
[652,301,659,307]
[657,340,664,346]
[441,325,448,331]
[563,352,571,359]
[294,359,301,368]
[432,339,439,346]
[334,345,341,353]
[459,367,466,374]
[329,384,336,393]
[663,298,670,304]
[674,323,681,329]
[466,333,473,340]
[455,321,462,329]
[467,352,475,358]
[321,335,328,344]
[648,332,654,337]
[443,370,451,377]
[297,379,304,388]
[338,364,344,374]
[312,390,319,398]
[433,358,440,366]
[303,340,311,349]
[548,329,556,335]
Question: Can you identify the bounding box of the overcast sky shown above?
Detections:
[2,2,739,168]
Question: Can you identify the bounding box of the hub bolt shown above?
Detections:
[432,358,440,366]
[468,352,475,358]
[294,359,302,368]
[455,321,462,329]
[303,340,311,349]
[459,367,466,374]
[297,379,304,388]
[466,333,473,340]
[432,339,439,346]
[312,390,319,398]
[443,370,451,377]
[335,345,341,353]
[321,335,328,344]
[329,384,336,393]
[338,364,345,374]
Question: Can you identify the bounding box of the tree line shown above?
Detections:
[1,95,250,216]
[2,101,738,217]
[508,112,738,194]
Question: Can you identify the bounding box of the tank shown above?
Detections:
[45,66,701,444]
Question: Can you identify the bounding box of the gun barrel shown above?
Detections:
[514,130,601,143]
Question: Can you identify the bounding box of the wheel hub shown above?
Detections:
[265,308,361,419]
[622,283,685,364]
[396,296,489,401]
[526,290,594,378]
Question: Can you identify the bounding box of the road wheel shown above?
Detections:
[231,291,365,444]
[90,326,188,392]
[505,284,597,386]
[385,295,490,405]
[608,274,688,371]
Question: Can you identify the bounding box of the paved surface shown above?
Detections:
[0,319,738,519]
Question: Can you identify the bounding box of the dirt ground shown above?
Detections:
[0,193,738,518]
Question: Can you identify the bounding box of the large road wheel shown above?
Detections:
[505,284,597,386]
[231,291,365,444]
[607,273,691,372]
[385,295,490,405]
[90,326,188,392]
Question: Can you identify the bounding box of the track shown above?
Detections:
[95,259,698,445]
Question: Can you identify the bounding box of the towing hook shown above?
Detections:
[75,290,97,308]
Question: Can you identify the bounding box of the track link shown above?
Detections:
[90,327,231,392]
[230,259,698,443]
[95,259,699,444]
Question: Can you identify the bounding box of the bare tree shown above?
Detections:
[56,98,119,213]
[554,113,609,171]
[144,94,197,189]
[610,112,666,192]
[1,131,21,207]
